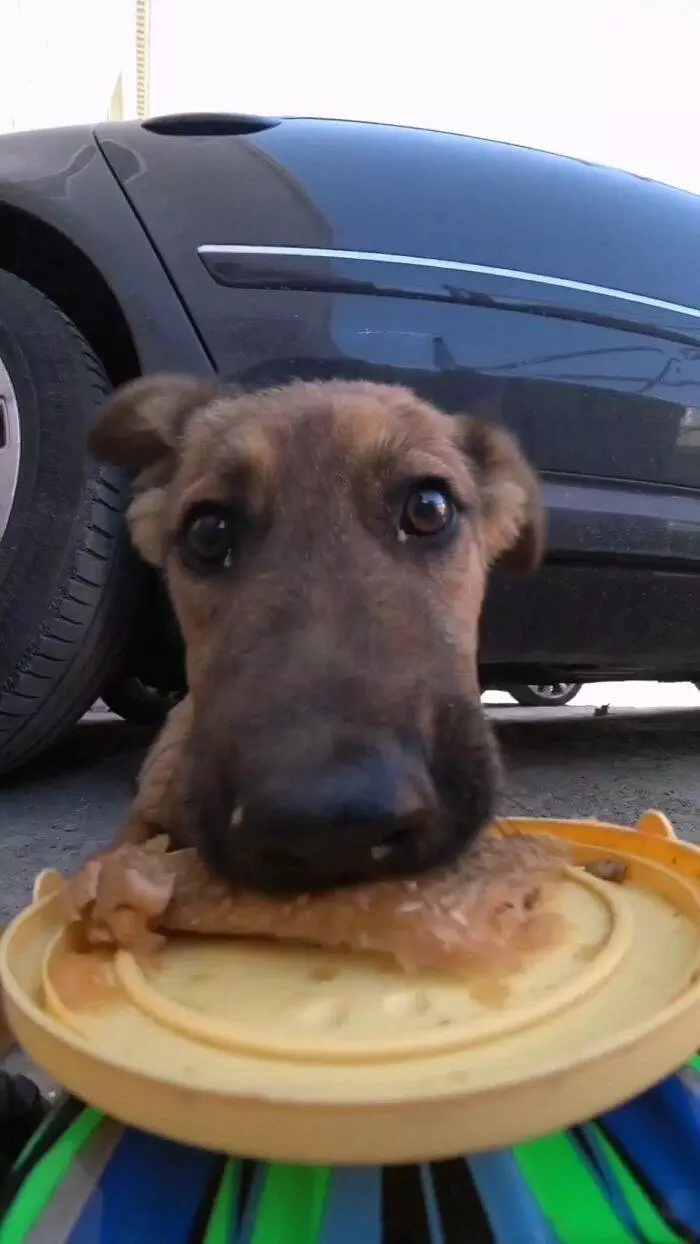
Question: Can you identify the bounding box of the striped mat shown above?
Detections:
[2,1059,700,1243]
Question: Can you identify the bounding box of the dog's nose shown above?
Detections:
[238,743,437,893]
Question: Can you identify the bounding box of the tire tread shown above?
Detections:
[0,271,137,774]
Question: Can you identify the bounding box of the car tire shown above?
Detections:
[101,677,182,727]
[102,572,186,727]
[0,270,137,775]
[505,682,583,707]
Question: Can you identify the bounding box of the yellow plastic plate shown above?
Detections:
[3,810,700,1164]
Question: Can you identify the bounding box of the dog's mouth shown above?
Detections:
[195,802,477,898]
[183,707,499,897]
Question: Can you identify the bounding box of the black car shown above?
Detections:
[1,111,700,773]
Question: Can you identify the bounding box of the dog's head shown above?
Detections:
[91,377,544,895]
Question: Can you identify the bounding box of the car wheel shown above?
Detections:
[0,270,137,775]
[101,677,182,727]
[102,572,186,727]
[506,682,583,707]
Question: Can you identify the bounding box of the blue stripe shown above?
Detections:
[663,1069,700,1148]
[574,1127,648,1243]
[67,1126,219,1244]
[601,1076,700,1235]
[418,1166,445,1244]
[317,1167,381,1244]
[467,1151,562,1244]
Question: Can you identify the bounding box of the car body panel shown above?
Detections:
[3,115,700,680]
[96,115,700,340]
[0,125,213,377]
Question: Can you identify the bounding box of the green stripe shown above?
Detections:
[202,1160,239,1244]
[513,1132,637,1244]
[10,1112,57,1175]
[592,1127,681,1243]
[250,1166,331,1244]
[0,1109,103,1244]
[10,1099,82,1177]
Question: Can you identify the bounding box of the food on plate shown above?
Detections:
[63,830,570,973]
[584,859,628,885]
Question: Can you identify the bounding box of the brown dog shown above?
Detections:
[89,377,544,896]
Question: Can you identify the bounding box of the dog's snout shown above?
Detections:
[236,742,438,893]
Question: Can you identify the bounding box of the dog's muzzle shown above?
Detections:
[225,735,445,894]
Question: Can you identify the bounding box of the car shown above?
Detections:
[1,111,700,769]
[492,683,584,709]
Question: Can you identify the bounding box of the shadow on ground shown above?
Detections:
[0,714,153,792]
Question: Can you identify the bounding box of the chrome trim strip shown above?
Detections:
[198,244,700,322]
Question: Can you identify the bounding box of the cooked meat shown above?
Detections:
[64,831,569,974]
[584,858,628,885]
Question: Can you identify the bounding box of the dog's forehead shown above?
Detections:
[180,381,471,488]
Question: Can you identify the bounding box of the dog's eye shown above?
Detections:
[400,481,457,540]
[178,505,238,574]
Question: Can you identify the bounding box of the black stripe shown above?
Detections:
[13,1090,82,1176]
[382,1165,432,1244]
[236,1159,259,1226]
[596,1120,697,1243]
[186,1154,229,1244]
[430,1159,495,1244]
[0,1093,84,1222]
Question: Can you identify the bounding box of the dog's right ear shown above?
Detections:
[88,374,220,474]
[89,375,220,568]
[458,417,545,574]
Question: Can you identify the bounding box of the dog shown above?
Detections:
[88,376,544,897]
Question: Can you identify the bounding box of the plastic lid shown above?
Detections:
[3,810,700,1163]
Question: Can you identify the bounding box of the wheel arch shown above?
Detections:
[0,203,141,389]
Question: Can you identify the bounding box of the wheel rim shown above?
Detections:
[0,356,21,542]
[528,683,578,701]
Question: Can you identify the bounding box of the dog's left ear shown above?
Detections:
[89,374,221,568]
[458,418,545,573]
[88,374,221,474]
